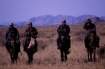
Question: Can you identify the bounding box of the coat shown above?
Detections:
[57,24,70,37]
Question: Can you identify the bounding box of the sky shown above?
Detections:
[0,0,105,23]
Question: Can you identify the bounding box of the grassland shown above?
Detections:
[0,23,105,69]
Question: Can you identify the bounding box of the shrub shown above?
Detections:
[97,45,105,59]
[37,40,47,50]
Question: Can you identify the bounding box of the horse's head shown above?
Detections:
[27,37,35,49]
[8,48,14,55]
[89,32,95,48]
[61,36,65,42]
[10,37,15,46]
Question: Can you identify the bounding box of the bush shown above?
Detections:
[74,31,85,41]
[97,45,105,59]
[0,27,6,46]
[37,40,47,50]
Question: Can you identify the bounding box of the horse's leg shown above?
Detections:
[30,54,33,63]
[87,49,90,61]
[12,54,15,64]
[28,56,30,63]
[9,51,13,64]
[14,52,18,64]
[11,54,14,64]
[27,53,32,64]
[94,51,96,62]
[88,52,89,61]
[90,50,93,61]
[29,54,33,63]
[16,53,18,64]
[93,49,96,62]
[27,53,30,63]
[65,53,67,61]
[10,54,13,64]
[29,54,32,63]
[64,50,67,61]
[60,50,64,62]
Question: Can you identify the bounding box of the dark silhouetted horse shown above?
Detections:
[7,37,20,64]
[26,37,37,63]
[86,32,98,62]
[58,36,70,62]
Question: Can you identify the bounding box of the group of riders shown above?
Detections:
[4,19,100,62]
[5,22,38,53]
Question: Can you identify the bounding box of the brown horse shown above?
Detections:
[86,32,97,62]
[8,37,19,64]
[26,37,37,63]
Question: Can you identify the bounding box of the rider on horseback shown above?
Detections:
[23,22,38,52]
[5,23,20,52]
[57,20,70,54]
[83,19,100,48]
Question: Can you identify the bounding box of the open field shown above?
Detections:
[0,23,105,69]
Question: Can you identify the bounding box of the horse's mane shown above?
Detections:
[89,35,94,47]
[88,33,96,48]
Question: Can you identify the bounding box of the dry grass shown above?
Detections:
[0,24,105,69]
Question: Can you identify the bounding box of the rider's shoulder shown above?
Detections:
[58,25,63,28]
[59,25,62,27]
[12,27,17,30]
[66,24,69,26]
[65,24,69,27]
[32,27,36,30]
[90,23,95,25]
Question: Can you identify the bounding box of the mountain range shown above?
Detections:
[0,15,105,26]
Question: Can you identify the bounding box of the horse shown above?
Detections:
[26,37,37,63]
[7,37,20,64]
[86,32,97,62]
[58,35,70,62]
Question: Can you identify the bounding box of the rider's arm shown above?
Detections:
[5,30,9,40]
[93,24,96,31]
[16,29,20,40]
[57,25,62,33]
[83,22,88,29]
[90,24,96,32]
[24,29,30,36]
[66,25,70,35]
[32,27,38,35]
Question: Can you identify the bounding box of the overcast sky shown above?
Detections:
[0,0,105,23]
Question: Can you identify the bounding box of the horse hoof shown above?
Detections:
[28,61,30,63]
[28,60,32,64]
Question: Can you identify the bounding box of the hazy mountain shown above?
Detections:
[29,15,75,26]
[73,15,96,23]
[16,21,27,26]
[0,22,9,26]
[0,15,105,26]
[100,16,105,20]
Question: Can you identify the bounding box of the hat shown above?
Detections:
[28,22,32,25]
[10,23,14,26]
[62,20,66,23]
[87,19,91,22]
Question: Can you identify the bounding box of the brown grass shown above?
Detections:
[0,24,105,69]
